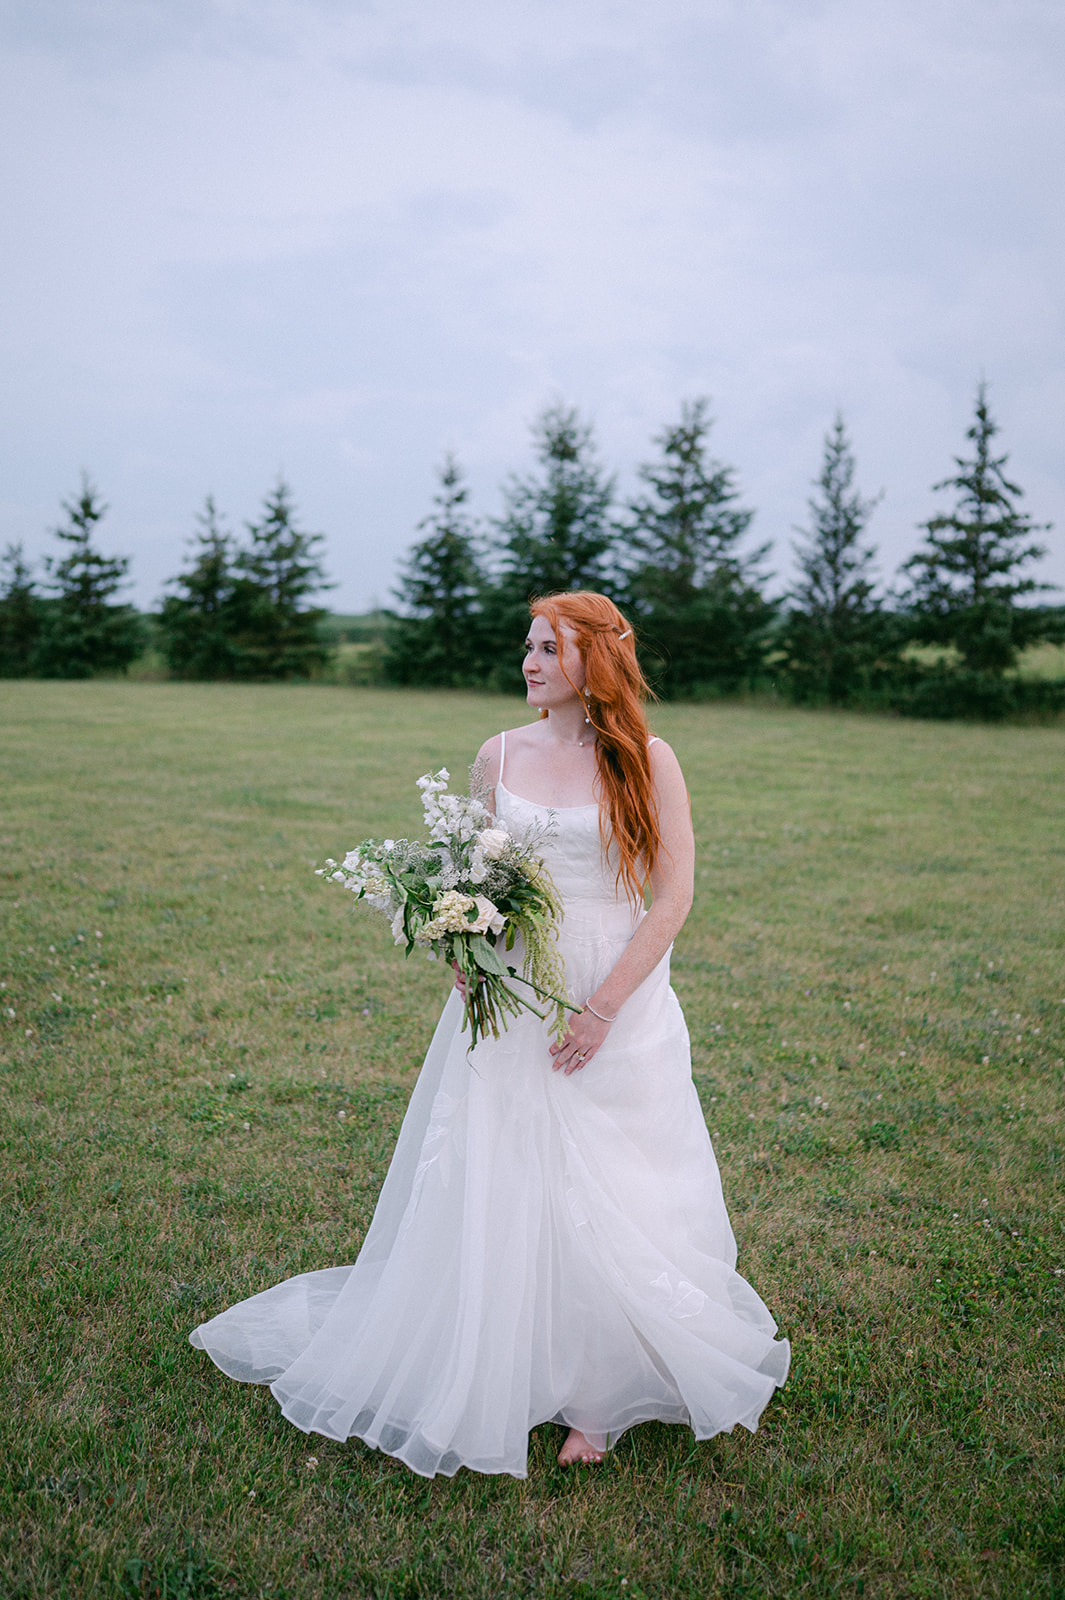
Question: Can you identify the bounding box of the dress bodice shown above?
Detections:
[493,726,649,943]
[495,783,616,905]
[495,779,641,996]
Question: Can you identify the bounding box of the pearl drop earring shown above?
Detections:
[578,687,592,747]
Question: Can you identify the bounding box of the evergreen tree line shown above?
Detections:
[0,480,329,682]
[2,382,1062,718]
[388,384,1063,717]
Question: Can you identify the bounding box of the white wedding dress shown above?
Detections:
[190,734,790,1477]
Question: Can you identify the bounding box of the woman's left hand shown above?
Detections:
[549,1008,612,1075]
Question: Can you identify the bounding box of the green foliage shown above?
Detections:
[157,497,241,680]
[0,542,42,677]
[157,480,331,682]
[888,664,1065,721]
[387,454,485,686]
[226,479,332,680]
[1,682,1063,1597]
[637,570,778,697]
[624,399,776,694]
[33,474,144,678]
[495,402,617,600]
[781,415,901,705]
[903,383,1058,675]
[15,388,1063,716]
[480,403,618,690]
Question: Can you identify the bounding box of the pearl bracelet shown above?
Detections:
[584,999,618,1024]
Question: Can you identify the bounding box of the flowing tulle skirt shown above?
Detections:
[191,904,790,1478]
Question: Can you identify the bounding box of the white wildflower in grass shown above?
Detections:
[318,768,575,1048]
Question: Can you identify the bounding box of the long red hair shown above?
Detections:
[530,591,661,901]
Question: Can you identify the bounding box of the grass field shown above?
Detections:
[1,682,1063,1600]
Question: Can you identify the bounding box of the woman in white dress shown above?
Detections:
[190,591,790,1476]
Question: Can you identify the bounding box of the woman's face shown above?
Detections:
[523,614,586,709]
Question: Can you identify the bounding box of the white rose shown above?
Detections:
[469,896,506,937]
[476,827,510,861]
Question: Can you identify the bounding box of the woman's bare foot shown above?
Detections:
[558,1428,604,1466]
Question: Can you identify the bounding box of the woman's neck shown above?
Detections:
[543,703,594,748]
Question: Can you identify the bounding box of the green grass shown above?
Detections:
[1,682,1063,1600]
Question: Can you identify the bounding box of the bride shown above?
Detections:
[191,590,790,1476]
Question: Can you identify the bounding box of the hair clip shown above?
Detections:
[617,629,631,641]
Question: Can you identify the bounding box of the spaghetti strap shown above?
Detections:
[648,736,660,747]
[498,729,507,788]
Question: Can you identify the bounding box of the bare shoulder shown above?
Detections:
[473,732,503,788]
[473,722,541,788]
[648,736,687,795]
[505,719,545,749]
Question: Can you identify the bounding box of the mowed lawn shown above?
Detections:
[1,681,1063,1600]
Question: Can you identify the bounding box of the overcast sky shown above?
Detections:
[2,0,1063,613]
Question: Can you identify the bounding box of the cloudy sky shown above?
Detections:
[2,0,1063,613]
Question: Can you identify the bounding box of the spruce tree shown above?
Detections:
[480,401,618,690]
[495,402,617,598]
[624,398,774,694]
[157,496,241,679]
[35,474,143,678]
[229,478,331,679]
[387,454,484,686]
[903,383,1055,673]
[782,414,896,703]
[0,543,42,676]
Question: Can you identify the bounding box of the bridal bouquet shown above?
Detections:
[318,769,575,1048]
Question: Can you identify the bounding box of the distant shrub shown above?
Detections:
[889,670,1065,722]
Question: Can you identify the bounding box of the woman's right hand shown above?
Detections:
[452,960,480,1000]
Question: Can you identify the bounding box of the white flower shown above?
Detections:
[438,849,462,890]
[417,889,478,942]
[362,872,391,899]
[469,896,506,936]
[477,827,510,860]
